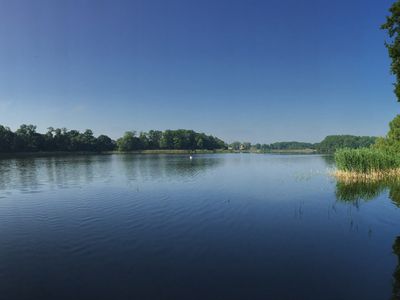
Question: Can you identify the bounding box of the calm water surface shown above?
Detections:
[0,154,399,299]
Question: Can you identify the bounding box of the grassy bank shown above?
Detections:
[334,148,400,182]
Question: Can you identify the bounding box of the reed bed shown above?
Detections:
[334,148,400,182]
[333,169,400,183]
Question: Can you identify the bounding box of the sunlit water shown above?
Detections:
[0,154,399,300]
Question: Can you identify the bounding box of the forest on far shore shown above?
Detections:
[0,124,376,154]
[0,125,225,153]
[231,135,376,153]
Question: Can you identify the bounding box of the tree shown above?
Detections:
[196,135,205,149]
[388,115,400,141]
[375,115,400,153]
[15,124,42,152]
[138,132,149,149]
[382,1,400,101]
[376,3,400,154]
[148,130,162,149]
[117,131,141,151]
[82,129,96,150]
[96,135,115,151]
[317,135,376,153]
[67,130,81,151]
[43,127,55,151]
[160,130,174,149]
[0,125,15,152]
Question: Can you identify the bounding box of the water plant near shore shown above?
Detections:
[335,148,400,173]
[334,148,400,181]
[334,168,400,182]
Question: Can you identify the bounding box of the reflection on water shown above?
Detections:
[335,179,400,207]
[320,154,336,167]
[335,181,386,202]
[0,154,222,197]
[393,237,400,300]
[119,154,223,182]
[0,153,399,299]
[334,179,400,300]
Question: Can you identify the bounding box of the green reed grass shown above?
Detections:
[334,148,400,173]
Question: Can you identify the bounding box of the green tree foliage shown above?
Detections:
[0,125,226,153]
[117,129,226,151]
[269,141,315,150]
[116,131,141,151]
[317,135,376,153]
[0,125,15,152]
[160,130,174,149]
[229,141,315,152]
[0,124,377,154]
[382,1,400,101]
[15,124,43,152]
[138,132,149,149]
[374,115,400,153]
[96,135,115,151]
[0,124,116,153]
[388,114,400,140]
[229,137,375,153]
[147,130,163,149]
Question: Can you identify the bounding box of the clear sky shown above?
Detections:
[0,0,399,143]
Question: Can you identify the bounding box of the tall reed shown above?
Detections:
[335,148,400,173]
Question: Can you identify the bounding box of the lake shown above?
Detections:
[0,153,399,299]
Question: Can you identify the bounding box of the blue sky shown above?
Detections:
[0,0,398,143]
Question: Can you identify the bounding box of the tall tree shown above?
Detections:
[96,135,115,151]
[148,130,162,149]
[0,125,15,152]
[382,1,400,101]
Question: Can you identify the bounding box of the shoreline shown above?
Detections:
[333,169,400,183]
[0,149,323,158]
[0,149,228,158]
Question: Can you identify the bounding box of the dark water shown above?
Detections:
[0,154,399,300]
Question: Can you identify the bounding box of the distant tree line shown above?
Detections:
[229,135,377,153]
[0,125,227,153]
[116,129,226,151]
[229,141,252,151]
[269,141,315,151]
[317,135,377,153]
[0,125,115,153]
[0,124,377,154]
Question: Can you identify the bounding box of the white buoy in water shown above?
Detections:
[189,155,193,160]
